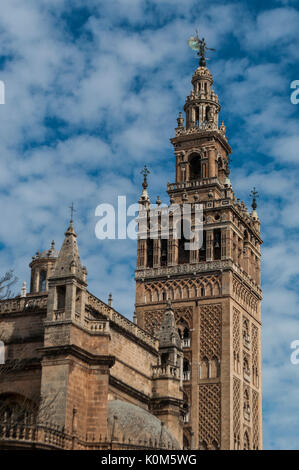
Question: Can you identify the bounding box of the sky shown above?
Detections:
[0,0,298,450]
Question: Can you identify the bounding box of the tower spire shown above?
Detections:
[52,219,87,283]
[138,165,151,206]
[135,35,263,450]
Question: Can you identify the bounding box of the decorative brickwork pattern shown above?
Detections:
[198,384,221,449]
[143,307,193,336]
[232,275,258,315]
[252,324,259,387]
[233,308,240,373]
[233,377,241,449]
[200,304,222,360]
[144,275,221,304]
[252,390,259,450]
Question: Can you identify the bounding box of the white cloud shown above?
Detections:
[0,0,298,449]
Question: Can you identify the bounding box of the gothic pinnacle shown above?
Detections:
[141,165,150,190]
[139,165,151,206]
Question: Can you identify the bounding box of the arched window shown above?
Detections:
[243,319,250,346]
[57,285,66,310]
[161,352,169,366]
[0,394,37,427]
[147,239,153,268]
[183,327,190,339]
[210,356,220,378]
[200,357,209,379]
[30,269,35,293]
[189,154,201,180]
[205,106,211,121]
[199,230,206,261]
[182,327,191,348]
[178,220,190,265]
[160,239,168,266]
[75,287,81,315]
[183,359,191,381]
[39,270,47,292]
[213,229,221,260]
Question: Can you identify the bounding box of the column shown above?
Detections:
[153,239,161,267]
[208,146,217,178]
[206,230,214,261]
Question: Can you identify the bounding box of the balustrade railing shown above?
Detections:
[0,421,177,450]
[87,292,157,349]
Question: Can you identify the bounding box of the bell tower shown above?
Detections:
[135,38,263,450]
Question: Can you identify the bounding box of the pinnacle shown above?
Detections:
[65,219,77,237]
[51,220,86,283]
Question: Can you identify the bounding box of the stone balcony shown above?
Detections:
[183,371,191,381]
[167,177,220,193]
[86,292,158,350]
[182,338,191,348]
[174,122,227,140]
[152,364,180,379]
[0,295,48,314]
[0,421,175,450]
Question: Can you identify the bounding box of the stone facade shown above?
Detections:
[0,221,184,450]
[135,63,263,450]
[0,59,262,451]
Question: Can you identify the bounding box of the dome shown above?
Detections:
[107,400,180,449]
[39,247,59,259]
[35,241,59,260]
[192,65,213,83]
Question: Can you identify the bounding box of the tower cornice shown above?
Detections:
[170,130,232,155]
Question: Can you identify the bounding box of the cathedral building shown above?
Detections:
[0,47,262,451]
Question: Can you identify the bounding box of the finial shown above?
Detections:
[69,202,76,223]
[156,196,161,206]
[51,240,55,249]
[108,293,113,307]
[187,33,216,66]
[250,187,259,211]
[141,165,150,190]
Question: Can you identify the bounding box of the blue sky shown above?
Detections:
[0,0,299,450]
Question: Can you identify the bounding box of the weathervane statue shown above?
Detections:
[188,32,216,66]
